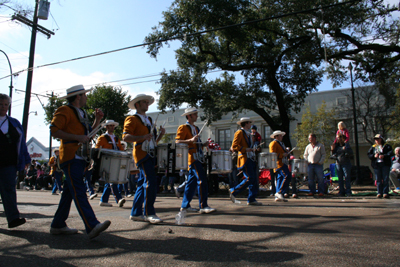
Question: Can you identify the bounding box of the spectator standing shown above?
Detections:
[304,133,326,196]
[0,93,31,228]
[331,133,354,196]
[367,134,393,198]
[251,125,262,147]
[389,147,400,193]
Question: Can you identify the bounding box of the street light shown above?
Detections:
[29,111,38,116]
[348,62,361,185]
[0,49,13,116]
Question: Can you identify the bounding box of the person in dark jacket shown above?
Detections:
[367,134,393,198]
[331,133,353,196]
[0,93,31,228]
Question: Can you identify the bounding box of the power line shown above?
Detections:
[0,0,358,81]
[0,40,30,58]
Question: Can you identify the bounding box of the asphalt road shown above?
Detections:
[1,190,400,267]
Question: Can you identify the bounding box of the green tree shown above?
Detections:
[293,102,336,162]
[145,0,399,147]
[43,96,65,125]
[85,85,131,138]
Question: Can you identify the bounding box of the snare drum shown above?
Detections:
[211,150,232,174]
[99,149,131,184]
[157,143,169,171]
[175,143,189,170]
[292,159,308,175]
[258,152,277,169]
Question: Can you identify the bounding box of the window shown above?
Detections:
[262,125,272,148]
[218,129,231,150]
[167,116,174,122]
[336,97,348,106]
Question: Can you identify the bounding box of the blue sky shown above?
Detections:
[0,0,397,146]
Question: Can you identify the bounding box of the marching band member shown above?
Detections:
[269,130,290,202]
[123,94,165,224]
[49,85,111,239]
[229,117,261,206]
[96,120,126,207]
[49,148,63,195]
[176,107,216,214]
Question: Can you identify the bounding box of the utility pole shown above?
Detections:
[21,0,39,137]
[12,0,54,137]
[349,63,361,184]
[49,91,54,159]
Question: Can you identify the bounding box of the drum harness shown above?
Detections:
[186,123,205,164]
[103,134,120,150]
[274,139,289,166]
[134,114,157,158]
[241,129,256,162]
[67,105,92,163]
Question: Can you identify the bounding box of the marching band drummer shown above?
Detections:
[229,117,262,206]
[49,85,111,239]
[96,120,126,208]
[269,130,291,202]
[175,107,216,214]
[123,94,165,224]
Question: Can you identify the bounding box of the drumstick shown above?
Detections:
[287,147,297,154]
[151,114,159,133]
[197,120,208,136]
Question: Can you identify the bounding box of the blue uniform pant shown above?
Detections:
[0,165,20,223]
[374,163,390,195]
[275,164,291,195]
[84,169,95,196]
[51,159,99,234]
[181,160,209,209]
[51,171,63,194]
[118,182,130,197]
[337,163,352,195]
[101,183,123,203]
[131,157,157,217]
[230,160,258,203]
[129,174,138,193]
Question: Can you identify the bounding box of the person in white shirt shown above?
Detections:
[304,133,326,196]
